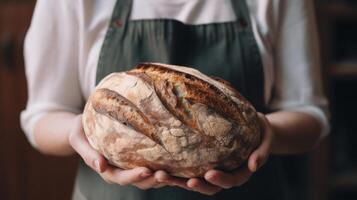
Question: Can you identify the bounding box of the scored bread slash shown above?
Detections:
[91,88,165,147]
[133,63,249,126]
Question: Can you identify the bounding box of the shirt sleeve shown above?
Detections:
[20,0,83,147]
[268,0,330,138]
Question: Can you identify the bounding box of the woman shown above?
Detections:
[21,0,329,199]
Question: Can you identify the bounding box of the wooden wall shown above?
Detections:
[0,2,78,200]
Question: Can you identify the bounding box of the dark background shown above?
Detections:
[0,0,356,199]
[0,1,78,200]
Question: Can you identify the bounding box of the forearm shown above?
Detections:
[34,112,78,156]
[267,111,322,155]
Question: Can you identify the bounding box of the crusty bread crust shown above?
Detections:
[82,63,261,178]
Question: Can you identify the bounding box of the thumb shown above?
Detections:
[248,150,268,172]
[68,115,107,173]
[248,113,272,172]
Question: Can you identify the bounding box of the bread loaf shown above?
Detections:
[82,63,261,178]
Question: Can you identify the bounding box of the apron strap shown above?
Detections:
[96,0,133,84]
[230,0,252,27]
[231,0,266,112]
[111,0,132,31]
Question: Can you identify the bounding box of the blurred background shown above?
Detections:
[0,0,357,199]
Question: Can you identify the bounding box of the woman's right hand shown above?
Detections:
[67,115,167,189]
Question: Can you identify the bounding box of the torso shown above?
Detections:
[77,0,282,103]
[73,0,288,199]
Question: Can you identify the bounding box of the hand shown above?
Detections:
[68,115,167,189]
[156,112,275,195]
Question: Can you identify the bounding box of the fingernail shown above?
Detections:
[205,172,216,181]
[187,181,196,188]
[94,160,101,172]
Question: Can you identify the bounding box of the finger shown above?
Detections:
[134,176,164,190]
[100,166,152,186]
[99,174,115,185]
[204,168,252,189]
[187,178,222,195]
[248,151,269,173]
[68,116,107,173]
[155,170,191,190]
[248,113,273,172]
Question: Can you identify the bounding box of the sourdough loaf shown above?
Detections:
[82,63,261,178]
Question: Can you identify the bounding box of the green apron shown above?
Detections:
[73,0,289,199]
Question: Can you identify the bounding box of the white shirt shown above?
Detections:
[21,0,329,147]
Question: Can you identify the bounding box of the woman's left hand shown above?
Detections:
[156,113,275,195]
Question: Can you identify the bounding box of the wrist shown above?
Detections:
[34,112,78,156]
[264,111,321,155]
[65,114,83,155]
[264,114,278,155]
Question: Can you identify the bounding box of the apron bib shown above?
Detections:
[73,0,288,199]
